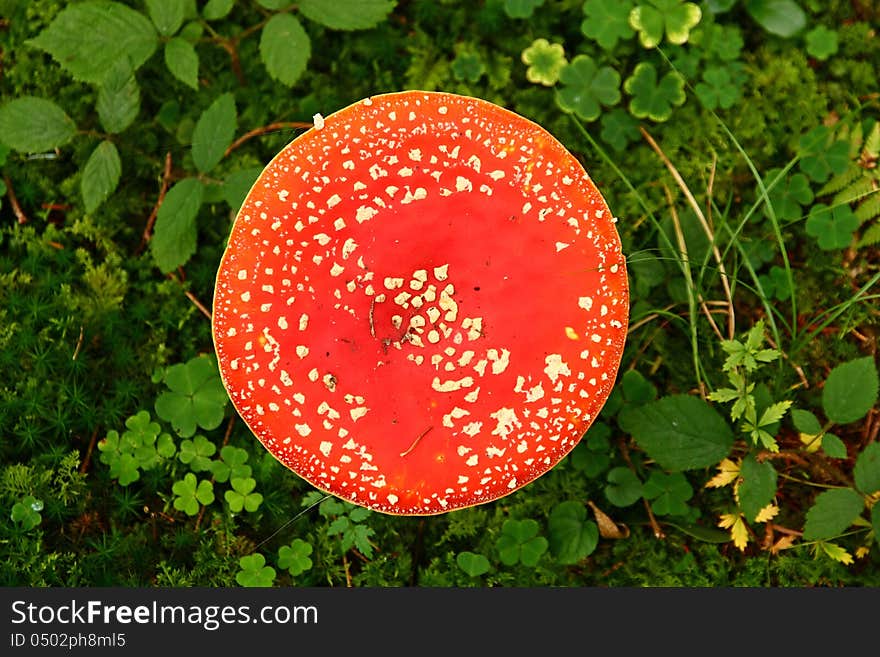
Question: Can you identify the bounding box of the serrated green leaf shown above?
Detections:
[758,400,792,428]
[259,13,311,87]
[791,408,822,435]
[620,394,734,471]
[739,455,777,522]
[744,0,806,38]
[150,177,203,273]
[297,0,396,30]
[97,61,141,134]
[165,37,199,90]
[223,167,263,212]
[0,97,76,153]
[823,357,879,425]
[202,0,233,21]
[802,488,864,541]
[146,0,184,36]
[27,1,157,84]
[547,501,599,564]
[192,93,236,174]
[81,140,121,213]
[853,443,880,494]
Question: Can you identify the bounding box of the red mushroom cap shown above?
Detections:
[212,91,628,515]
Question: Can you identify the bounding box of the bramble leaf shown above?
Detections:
[27,1,157,84]
[717,512,749,550]
[96,61,141,134]
[521,39,567,86]
[629,0,702,48]
[802,488,864,540]
[146,0,185,36]
[297,0,396,30]
[192,92,236,174]
[165,37,199,90]
[0,97,76,153]
[555,55,621,122]
[738,455,777,522]
[260,13,311,86]
[619,394,734,471]
[624,62,686,122]
[150,177,203,273]
[81,140,121,213]
[822,357,879,425]
[581,0,635,51]
[853,443,880,495]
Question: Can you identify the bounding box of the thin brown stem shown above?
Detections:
[141,152,173,249]
[3,173,29,225]
[79,427,100,474]
[224,121,313,157]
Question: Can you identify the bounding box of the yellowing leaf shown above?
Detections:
[770,535,796,555]
[755,503,779,523]
[817,541,854,565]
[855,546,870,560]
[718,512,749,551]
[705,458,740,488]
[799,432,821,453]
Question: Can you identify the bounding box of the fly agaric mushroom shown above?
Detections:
[212,91,628,515]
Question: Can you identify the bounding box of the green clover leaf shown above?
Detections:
[456,551,491,577]
[758,265,793,301]
[211,445,252,483]
[110,453,141,486]
[762,169,814,222]
[805,25,838,60]
[155,355,228,437]
[172,473,215,516]
[451,51,485,83]
[496,518,549,567]
[642,471,693,516]
[504,0,545,19]
[569,422,611,478]
[225,477,263,513]
[694,66,741,110]
[178,434,216,472]
[604,467,644,507]
[555,54,621,122]
[624,62,686,122]
[581,0,635,51]
[11,495,43,530]
[691,21,744,61]
[797,126,850,183]
[236,553,276,587]
[278,539,314,577]
[629,0,702,48]
[521,38,567,86]
[600,108,640,152]
[805,203,859,250]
